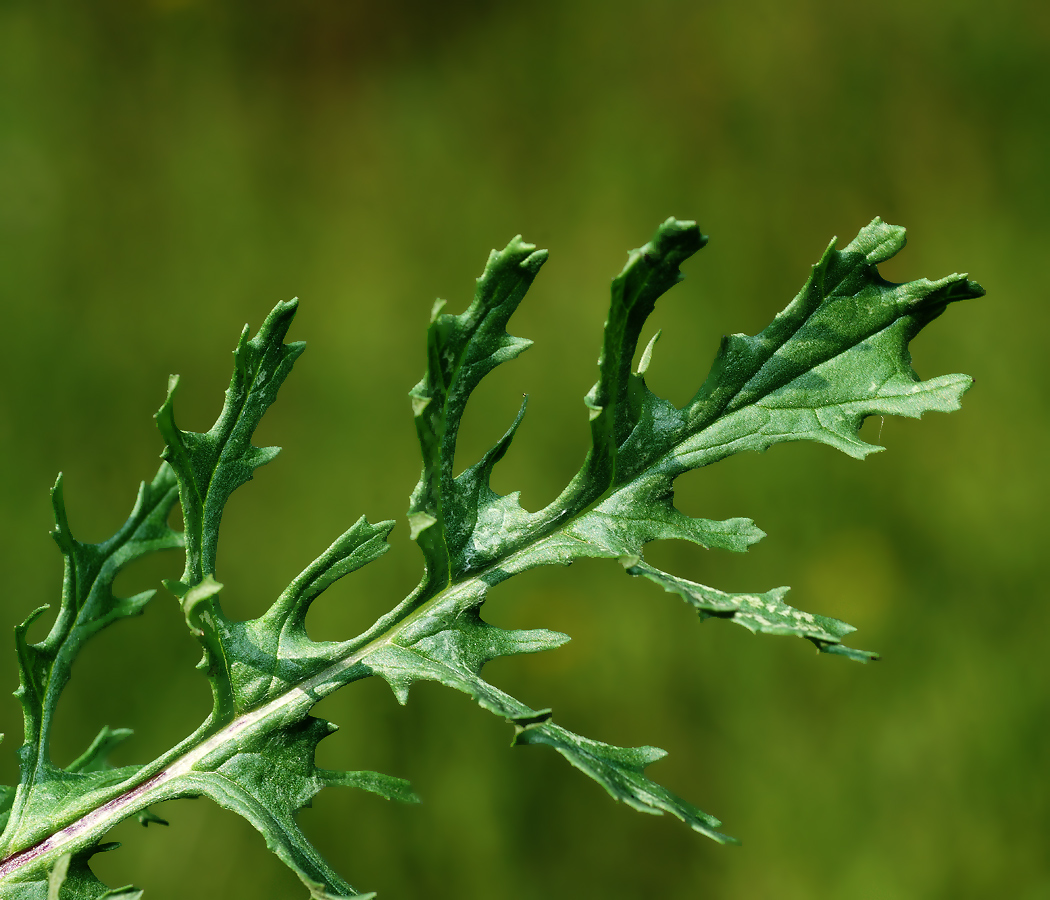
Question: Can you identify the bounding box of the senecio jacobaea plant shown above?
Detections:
[0,218,981,898]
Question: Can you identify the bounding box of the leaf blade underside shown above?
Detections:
[0,465,182,862]
[350,216,979,867]
[0,217,981,898]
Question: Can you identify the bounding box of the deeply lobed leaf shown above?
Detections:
[0,465,182,861]
[0,217,981,898]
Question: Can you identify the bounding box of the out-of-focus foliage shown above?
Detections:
[0,1,1044,898]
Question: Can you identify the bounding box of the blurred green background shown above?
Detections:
[0,1,1046,897]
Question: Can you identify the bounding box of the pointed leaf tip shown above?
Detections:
[48,474,74,551]
[137,808,170,827]
[817,641,879,663]
[66,725,135,774]
[408,511,437,540]
[182,575,223,636]
[410,393,431,417]
[46,853,70,900]
[520,247,549,273]
[17,603,50,632]
[322,770,421,805]
[637,329,661,375]
[157,300,306,584]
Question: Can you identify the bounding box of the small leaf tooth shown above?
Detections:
[507,708,553,729]
[182,575,224,635]
[249,297,300,351]
[502,234,534,258]
[479,247,501,279]
[387,678,411,705]
[637,329,661,376]
[815,640,879,663]
[17,604,50,632]
[154,373,184,450]
[269,516,394,630]
[117,589,156,615]
[520,247,548,273]
[429,297,446,323]
[232,322,252,376]
[183,575,224,606]
[321,769,421,804]
[456,396,528,494]
[247,444,282,469]
[49,473,75,551]
[66,724,136,774]
[137,808,170,827]
[411,393,431,417]
[162,578,189,598]
[503,334,534,357]
[847,216,907,264]
[408,511,437,541]
[46,852,70,900]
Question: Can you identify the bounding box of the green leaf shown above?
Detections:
[65,728,135,776]
[0,303,402,898]
[148,305,403,897]
[166,718,372,898]
[0,465,182,859]
[406,236,547,587]
[365,637,732,842]
[362,216,979,846]
[155,298,304,585]
[320,770,420,805]
[623,558,878,661]
[134,810,168,829]
[0,218,980,898]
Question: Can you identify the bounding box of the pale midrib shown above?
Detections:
[1,292,889,882]
[0,531,541,884]
[0,630,382,881]
[0,321,871,884]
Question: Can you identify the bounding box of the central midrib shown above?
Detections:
[0,520,566,883]
[0,293,883,882]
